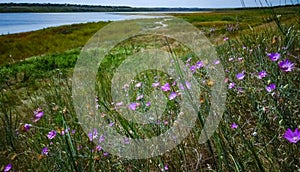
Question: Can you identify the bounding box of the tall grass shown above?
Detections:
[0,5,300,172]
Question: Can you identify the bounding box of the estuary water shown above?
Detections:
[0,12,166,35]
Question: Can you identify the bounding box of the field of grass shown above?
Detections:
[0,5,300,172]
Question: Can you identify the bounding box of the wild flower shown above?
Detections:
[196,61,204,68]
[278,59,295,72]
[161,83,171,92]
[152,82,160,87]
[267,52,280,61]
[237,87,244,93]
[136,94,144,100]
[128,102,139,110]
[103,152,109,156]
[169,92,177,100]
[236,71,245,80]
[231,123,238,129]
[228,83,235,89]
[98,135,105,143]
[179,81,191,90]
[34,108,44,122]
[88,128,98,141]
[214,60,220,65]
[4,163,12,172]
[284,128,300,144]
[266,83,276,92]
[190,65,196,73]
[258,70,267,79]
[146,102,151,107]
[95,145,102,152]
[109,122,115,127]
[47,130,57,140]
[23,123,32,132]
[41,147,49,155]
[164,164,169,171]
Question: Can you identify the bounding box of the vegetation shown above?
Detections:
[0,3,209,13]
[0,4,299,172]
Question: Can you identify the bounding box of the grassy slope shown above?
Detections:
[0,22,108,65]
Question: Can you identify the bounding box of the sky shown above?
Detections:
[0,0,297,8]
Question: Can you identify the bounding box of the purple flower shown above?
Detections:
[109,122,115,127]
[146,102,151,107]
[278,59,295,72]
[128,102,139,110]
[4,163,12,172]
[164,164,169,171]
[98,135,105,143]
[103,152,109,156]
[190,65,196,73]
[47,130,57,140]
[267,52,280,61]
[236,72,245,80]
[23,123,32,132]
[34,109,44,122]
[161,83,171,92]
[152,82,160,87]
[41,147,49,155]
[237,87,243,93]
[228,82,235,89]
[35,111,44,119]
[214,60,220,65]
[169,92,177,100]
[284,128,300,144]
[179,81,191,90]
[230,123,238,129]
[88,128,98,141]
[266,83,276,92]
[258,70,267,79]
[95,145,102,152]
[196,61,204,68]
[224,37,229,41]
[136,94,144,100]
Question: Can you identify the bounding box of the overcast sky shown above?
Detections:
[0,0,297,8]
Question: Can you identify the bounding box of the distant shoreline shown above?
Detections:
[0,3,299,13]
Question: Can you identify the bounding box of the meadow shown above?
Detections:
[0,5,299,171]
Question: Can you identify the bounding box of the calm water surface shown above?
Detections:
[0,12,165,35]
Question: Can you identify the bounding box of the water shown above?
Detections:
[0,12,165,35]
